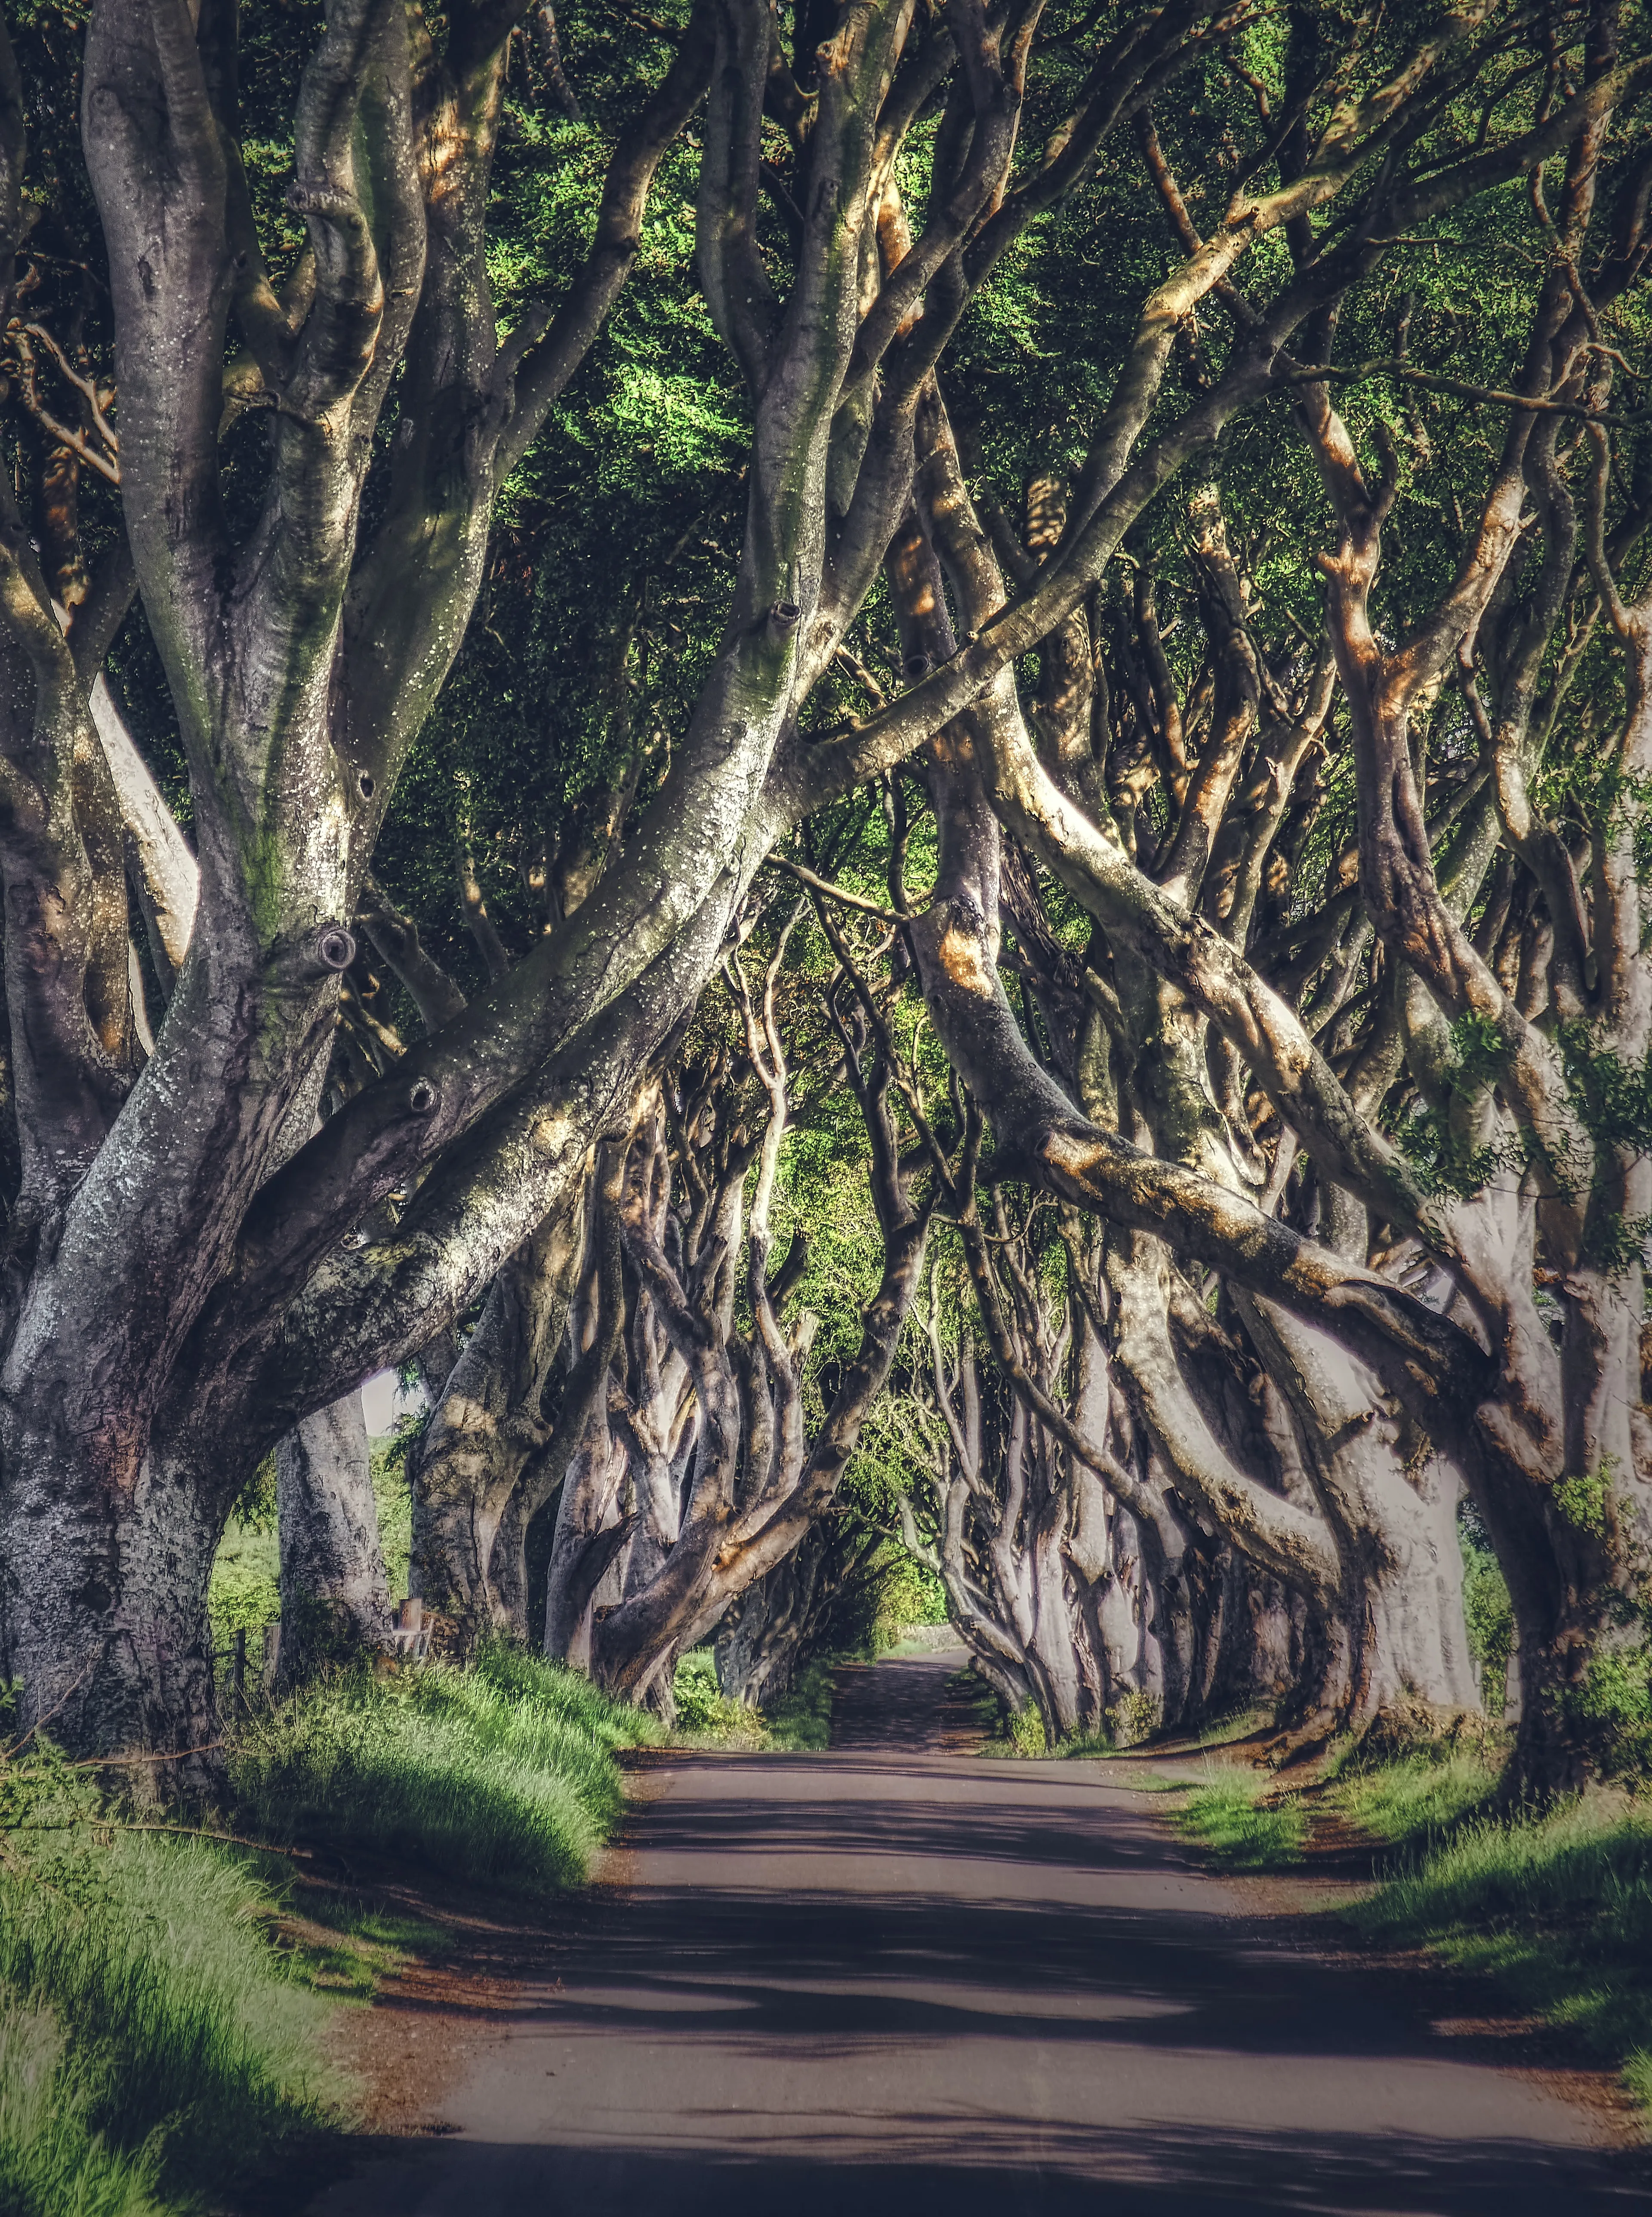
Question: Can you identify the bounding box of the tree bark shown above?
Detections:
[275,1392,394,1689]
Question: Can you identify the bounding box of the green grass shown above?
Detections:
[1163,1731,1652,2114]
[1352,1797,1652,2109]
[1174,1771,1307,1867]
[0,1745,331,2213]
[0,1641,652,2213]
[1326,1748,1499,1844]
[0,2001,164,2217]
[232,1640,657,1895]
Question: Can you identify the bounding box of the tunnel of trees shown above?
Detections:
[0,0,1649,1801]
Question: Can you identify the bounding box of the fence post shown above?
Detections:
[232,1626,247,1716]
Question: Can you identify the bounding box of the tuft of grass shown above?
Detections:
[1352,1797,1652,2109]
[232,1640,657,1897]
[1055,1728,1115,1758]
[1175,1772,1307,1867]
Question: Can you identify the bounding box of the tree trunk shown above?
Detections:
[0,1428,222,1789]
[407,1195,583,1644]
[1238,1295,1478,1726]
[275,1392,394,1689]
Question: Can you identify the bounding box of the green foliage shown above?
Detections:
[1354,1800,1652,2112]
[1106,1688,1163,1750]
[672,1649,764,1744]
[877,1550,948,1633]
[1569,1647,1652,1771]
[1386,1013,1526,1200]
[668,1649,840,1749]
[762,1658,840,1752]
[208,1436,412,1656]
[1175,1774,1307,1867]
[207,1516,281,1655]
[231,1642,656,1897]
[1553,1468,1611,1537]
[228,1453,279,1536]
[1005,1703,1048,1758]
[1459,1503,1514,1706]
[0,1744,329,2211]
[370,1438,413,1601]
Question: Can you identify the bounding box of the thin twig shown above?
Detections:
[766,854,912,923]
[1278,354,1649,426]
[3,1660,96,1760]
[19,321,120,454]
[65,1740,224,1770]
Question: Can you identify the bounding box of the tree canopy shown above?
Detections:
[0,0,1649,1796]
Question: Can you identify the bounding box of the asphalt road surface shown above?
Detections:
[308,1646,1646,2215]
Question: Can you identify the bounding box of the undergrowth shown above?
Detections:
[763,1657,838,1750]
[671,1648,767,1745]
[233,1640,656,1895]
[669,1647,841,1749]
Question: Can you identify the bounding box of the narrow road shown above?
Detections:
[310,1648,1644,2214]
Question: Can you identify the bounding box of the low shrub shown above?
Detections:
[672,1649,766,1743]
[1006,1703,1048,1758]
[1106,1688,1162,1749]
[669,1648,840,1748]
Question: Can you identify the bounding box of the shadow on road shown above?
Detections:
[305,1650,1648,2217]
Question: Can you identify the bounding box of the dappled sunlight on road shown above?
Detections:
[307,1653,1645,2217]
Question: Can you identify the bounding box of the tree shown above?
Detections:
[0,0,1646,1807]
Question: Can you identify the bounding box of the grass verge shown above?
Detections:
[1350,1795,1652,2109]
[0,1740,330,2216]
[1,1641,652,2213]
[233,1639,657,1896]
[1164,1731,1652,2113]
